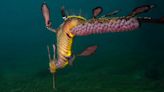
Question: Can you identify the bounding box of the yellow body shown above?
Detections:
[49,61,56,73]
[55,16,86,69]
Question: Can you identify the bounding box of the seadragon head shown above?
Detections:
[47,45,57,73]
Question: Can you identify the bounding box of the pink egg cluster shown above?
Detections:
[71,18,140,36]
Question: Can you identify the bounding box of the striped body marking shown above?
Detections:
[55,16,140,70]
[55,16,86,68]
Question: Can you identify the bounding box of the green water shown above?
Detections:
[0,0,164,92]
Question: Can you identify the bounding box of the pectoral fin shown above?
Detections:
[78,45,98,56]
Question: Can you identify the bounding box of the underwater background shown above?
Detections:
[0,0,164,92]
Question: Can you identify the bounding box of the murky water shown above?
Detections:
[0,0,164,92]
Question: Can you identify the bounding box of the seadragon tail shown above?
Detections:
[137,17,164,24]
[127,4,164,24]
[71,4,164,36]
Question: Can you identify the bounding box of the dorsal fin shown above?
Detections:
[92,6,103,18]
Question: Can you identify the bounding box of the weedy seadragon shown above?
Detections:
[41,2,164,89]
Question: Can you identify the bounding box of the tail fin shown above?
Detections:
[137,17,164,24]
